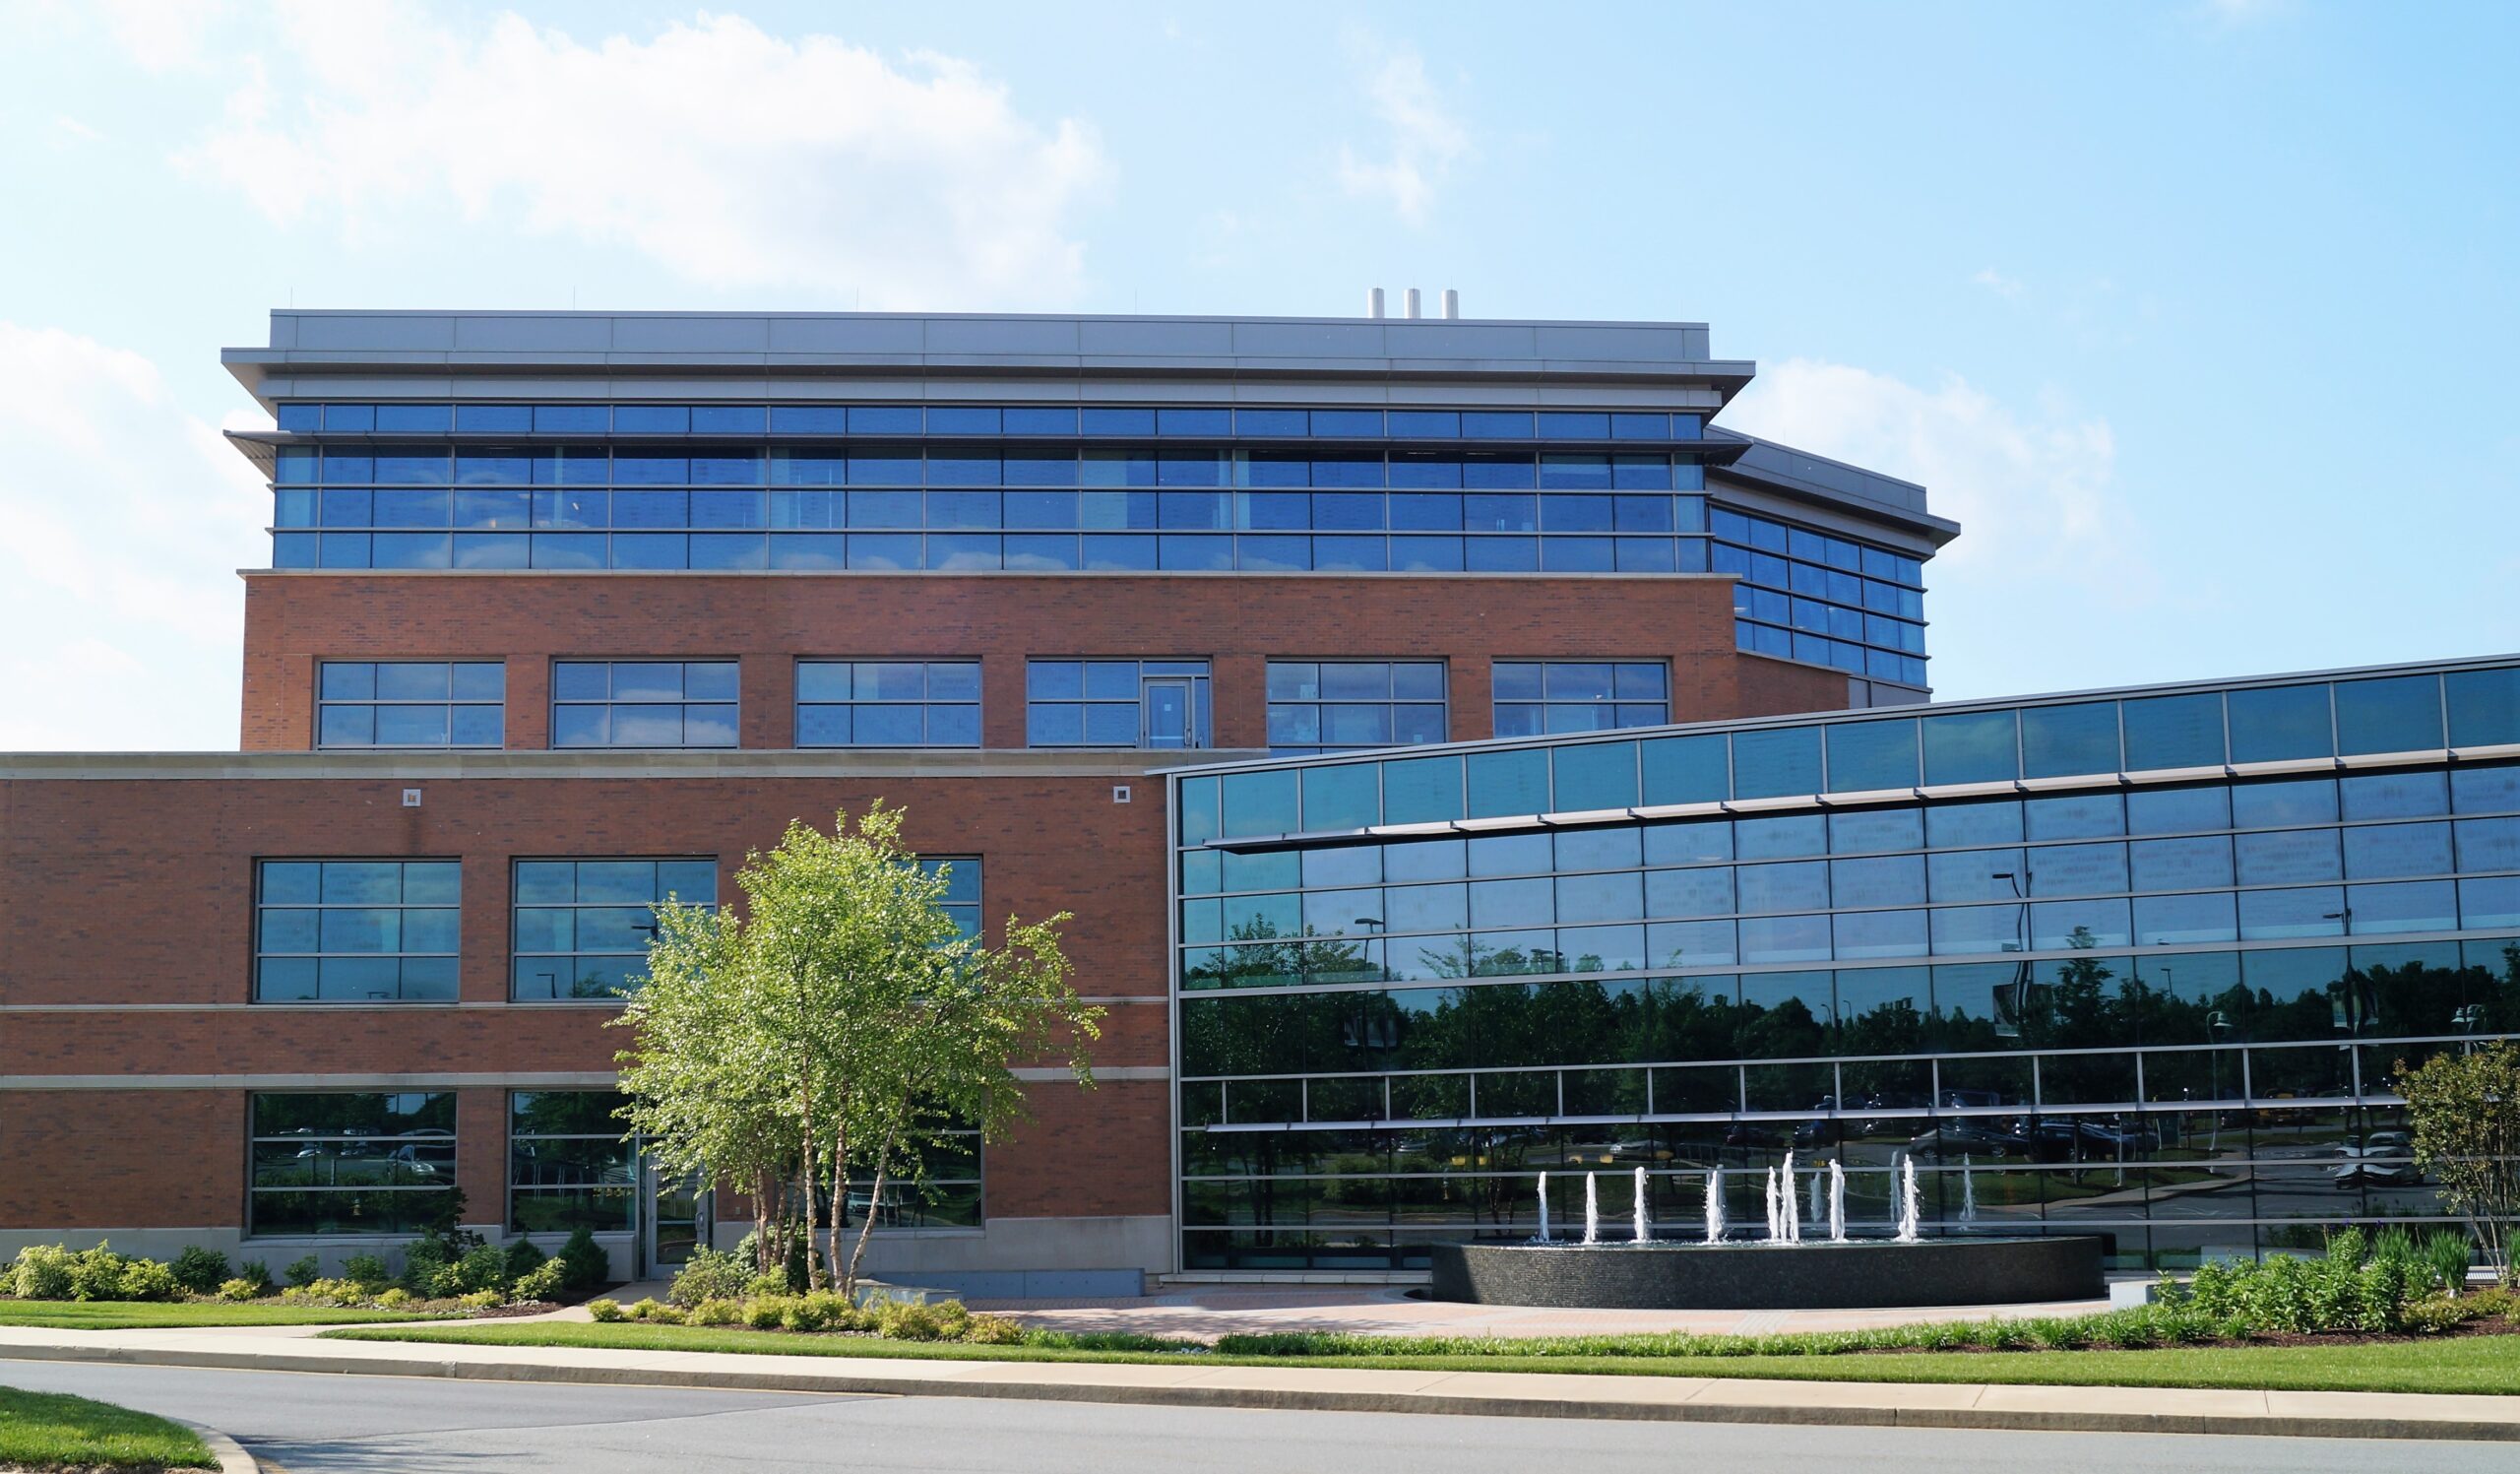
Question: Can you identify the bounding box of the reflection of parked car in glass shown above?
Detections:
[2333,1132,2422,1188]
[1609,1137,1672,1162]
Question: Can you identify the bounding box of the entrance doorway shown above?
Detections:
[640,1159,709,1278]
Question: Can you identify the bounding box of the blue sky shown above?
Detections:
[1,0,2511,747]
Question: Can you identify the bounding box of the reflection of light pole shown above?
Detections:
[1355,917,1386,984]
[2206,1006,2231,1153]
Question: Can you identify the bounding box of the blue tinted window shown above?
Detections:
[924,407,999,435]
[2021,702,2121,778]
[1002,408,1079,435]
[2333,673,2443,754]
[1731,727,1822,799]
[1080,408,1157,436]
[1826,720,1919,792]
[2121,691,2226,770]
[768,407,847,434]
[1157,408,1230,436]
[2230,683,2334,762]
[1460,412,1534,439]
[322,404,375,431]
[2447,668,2520,746]
[1309,410,1382,437]
[849,406,921,434]
[1538,413,1608,439]
[1233,409,1306,436]
[613,406,689,433]
[1922,710,2018,785]
[1609,414,1671,440]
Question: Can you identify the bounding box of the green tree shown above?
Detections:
[2393,1039,2520,1287]
[614,803,1102,1298]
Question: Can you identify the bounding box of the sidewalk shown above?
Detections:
[0,1321,2516,1442]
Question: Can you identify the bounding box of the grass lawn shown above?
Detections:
[0,1385,215,1470]
[327,1320,2520,1395]
[0,1300,440,1330]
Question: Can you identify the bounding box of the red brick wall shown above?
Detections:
[0,769,1172,1233]
[0,1091,245,1230]
[240,573,1850,750]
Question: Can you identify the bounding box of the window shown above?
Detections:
[512,859,717,999]
[317,662,503,748]
[551,661,737,747]
[1267,661,1447,754]
[1492,661,1669,737]
[837,1123,983,1231]
[917,857,982,940]
[510,1091,635,1234]
[1026,660,1210,747]
[255,861,460,1002]
[249,1092,454,1236]
[796,661,980,746]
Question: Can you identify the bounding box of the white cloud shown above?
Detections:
[1970,268,2025,300]
[0,323,266,749]
[171,5,1108,307]
[91,0,232,73]
[1723,359,2162,697]
[1335,39,1469,224]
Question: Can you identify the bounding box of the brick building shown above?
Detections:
[4,307,1975,1291]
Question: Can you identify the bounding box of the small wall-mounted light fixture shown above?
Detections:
[1112,785,1133,804]
[401,789,423,807]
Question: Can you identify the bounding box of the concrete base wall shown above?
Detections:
[1430,1237,2105,1311]
[709,1213,1166,1296]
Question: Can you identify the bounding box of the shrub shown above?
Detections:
[510,1258,566,1304]
[66,1244,151,1302]
[875,1301,950,1341]
[781,1296,834,1332]
[962,1313,1023,1345]
[400,1239,458,1298]
[587,1298,624,1322]
[342,1253,392,1292]
[284,1278,367,1307]
[235,1260,274,1296]
[284,1254,322,1289]
[744,1272,793,1301]
[374,1287,415,1310]
[457,1289,505,1312]
[11,1246,77,1301]
[744,1296,792,1330]
[624,1297,666,1320]
[114,1258,180,1303]
[689,1298,744,1326]
[503,1239,548,1282]
[733,1226,811,1293]
[667,1249,750,1309]
[216,1278,263,1303]
[168,1247,231,1296]
[454,1244,511,1295]
[2424,1230,2475,1293]
[556,1227,610,1291]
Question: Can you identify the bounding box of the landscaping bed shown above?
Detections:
[0,1386,215,1472]
[330,1229,2520,1395]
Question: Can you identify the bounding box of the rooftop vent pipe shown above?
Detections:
[1404,288,1421,319]
[1366,287,1385,319]
[1442,288,1460,320]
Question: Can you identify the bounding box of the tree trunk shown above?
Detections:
[842,1121,901,1303]
[797,1080,824,1292]
[750,1168,773,1275]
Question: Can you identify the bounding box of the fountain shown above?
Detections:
[1429,1145,2101,1312]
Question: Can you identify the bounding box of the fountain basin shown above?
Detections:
[1428,1236,2103,1311]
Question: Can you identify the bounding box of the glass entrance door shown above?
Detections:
[640,1160,709,1277]
[1142,677,1195,749]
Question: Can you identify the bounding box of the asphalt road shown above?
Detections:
[2,1360,2505,1474]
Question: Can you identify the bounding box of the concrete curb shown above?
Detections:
[7,1340,2519,1443]
[175,1418,260,1474]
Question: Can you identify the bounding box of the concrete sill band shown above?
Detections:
[3,1333,2517,1444]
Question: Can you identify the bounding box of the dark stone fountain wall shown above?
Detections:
[1428,1238,2105,1311]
